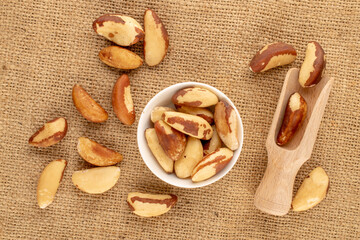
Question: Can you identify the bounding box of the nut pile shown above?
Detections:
[250,41,329,212]
[29,9,178,217]
[250,41,326,146]
[94,9,169,68]
[146,87,240,182]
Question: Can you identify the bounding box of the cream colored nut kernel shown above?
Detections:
[292,167,329,212]
[29,117,67,147]
[277,92,307,146]
[144,9,169,66]
[191,148,233,182]
[299,41,326,87]
[163,111,213,140]
[203,126,222,155]
[37,159,67,209]
[72,84,108,123]
[93,14,144,46]
[151,106,175,123]
[175,105,214,124]
[127,192,177,217]
[77,137,123,166]
[99,46,143,69]
[249,42,297,73]
[214,100,239,150]
[112,74,135,125]
[145,128,173,173]
[175,137,203,178]
[72,166,120,194]
[172,87,218,107]
[154,120,186,161]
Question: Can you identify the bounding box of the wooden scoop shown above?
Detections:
[254,68,333,216]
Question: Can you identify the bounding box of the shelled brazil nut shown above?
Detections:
[72,166,120,194]
[29,117,68,147]
[77,137,123,166]
[93,14,144,46]
[37,159,67,208]
[72,84,108,123]
[277,92,307,146]
[298,41,326,87]
[249,42,297,73]
[127,192,177,217]
[112,74,136,125]
[292,167,329,211]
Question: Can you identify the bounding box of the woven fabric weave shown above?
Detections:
[1,0,359,239]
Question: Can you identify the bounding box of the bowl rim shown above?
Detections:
[137,82,244,188]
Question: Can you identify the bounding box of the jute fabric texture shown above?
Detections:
[0,0,359,239]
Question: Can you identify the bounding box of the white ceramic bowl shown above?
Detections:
[137,82,244,188]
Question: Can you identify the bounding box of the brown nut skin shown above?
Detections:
[175,105,214,124]
[162,111,213,140]
[72,84,108,123]
[127,192,177,217]
[277,92,307,146]
[77,137,123,166]
[93,14,144,46]
[292,167,329,212]
[154,120,186,161]
[144,9,169,66]
[99,46,143,69]
[29,117,68,147]
[299,41,326,87]
[191,148,233,182]
[112,74,135,125]
[203,126,222,156]
[145,128,174,173]
[172,87,218,108]
[214,100,239,150]
[249,42,297,73]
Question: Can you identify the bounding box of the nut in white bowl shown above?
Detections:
[137,82,244,188]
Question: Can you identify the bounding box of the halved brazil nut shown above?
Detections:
[292,167,329,212]
[127,192,177,217]
[175,137,203,178]
[99,46,143,69]
[172,87,218,108]
[72,84,108,123]
[154,120,186,161]
[277,92,307,146]
[175,105,214,124]
[144,9,169,66]
[29,117,67,147]
[203,126,222,155]
[37,159,67,208]
[77,137,123,166]
[191,148,233,182]
[150,106,175,123]
[249,42,297,73]
[214,100,239,150]
[145,128,174,173]
[162,111,213,140]
[93,14,144,46]
[298,41,326,87]
[112,74,135,125]
[72,166,120,194]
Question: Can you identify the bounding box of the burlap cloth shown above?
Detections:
[1,0,359,239]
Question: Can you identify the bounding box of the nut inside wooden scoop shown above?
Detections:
[269,68,333,152]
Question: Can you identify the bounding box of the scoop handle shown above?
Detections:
[254,156,302,216]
